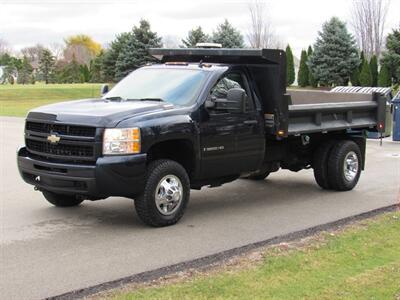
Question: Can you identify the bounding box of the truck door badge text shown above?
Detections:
[203,146,225,152]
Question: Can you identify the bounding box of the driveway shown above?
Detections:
[1,116,399,300]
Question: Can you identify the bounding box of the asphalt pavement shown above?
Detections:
[1,116,399,300]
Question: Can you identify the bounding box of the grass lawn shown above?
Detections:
[0,83,103,117]
[108,211,400,300]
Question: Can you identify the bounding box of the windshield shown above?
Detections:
[104,68,209,106]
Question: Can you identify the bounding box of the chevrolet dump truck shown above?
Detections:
[17,48,386,227]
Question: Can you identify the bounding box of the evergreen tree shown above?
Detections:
[38,48,55,84]
[56,55,81,83]
[378,65,391,87]
[307,46,317,87]
[359,51,365,71]
[380,26,400,85]
[102,32,132,82]
[212,19,244,48]
[359,60,372,86]
[369,55,378,87]
[182,27,210,48]
[17,56,33,84]
[350,68,360,86]
[308,17,359,87]
[115,20,162,81]
[297,50,309,87]
[286,45,295,86]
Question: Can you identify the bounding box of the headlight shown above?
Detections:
[103,128,141,155]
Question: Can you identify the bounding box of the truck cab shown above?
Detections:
[17,48,386,227]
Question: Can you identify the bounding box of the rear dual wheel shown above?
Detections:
[313,140,361,191]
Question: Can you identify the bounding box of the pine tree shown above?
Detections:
[56,55,81,83]
[350,52,362,86]
[378,65,391,87]
[359,51,365,71]
[297,50,309,87]
[380,26,400,85]
[307,46,317,87]
[115,20,162,81]
[102,32,132,82]
[182,27,210,48]
[38,48,55,84]
[369,55,378,87]
[212,19,244,48]
[308,17,359,87]
[17,55,33,84]
[286,45,295,86]
[359,60,372,86]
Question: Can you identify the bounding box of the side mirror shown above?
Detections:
[100,84,109,96]
[213,88,246,113]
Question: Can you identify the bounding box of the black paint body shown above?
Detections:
[17,49,386,199]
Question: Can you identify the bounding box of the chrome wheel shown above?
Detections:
[343,151,359,182]
[155,175,183,216]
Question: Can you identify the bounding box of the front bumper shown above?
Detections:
[17,147,147,199]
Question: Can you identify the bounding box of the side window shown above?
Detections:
[211,73,244,99]
[210,72,254,112]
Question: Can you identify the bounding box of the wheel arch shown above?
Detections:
[146,139,198,179]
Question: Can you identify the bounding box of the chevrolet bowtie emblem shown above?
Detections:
[47,134,61,144]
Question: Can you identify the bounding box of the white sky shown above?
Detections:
[1,0,399,58]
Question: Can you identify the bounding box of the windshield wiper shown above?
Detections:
[104,96,125,101]
[137,98,165,102]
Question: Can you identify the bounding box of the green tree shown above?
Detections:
[297,50,309,87]
[308,17,359,87]
[307,46,317,87]
[286,45,295,86]
[378,65,391,87]
[369,55,378,87]
[115,20,162,81]
[17,56,33,84]
[79,64,91,82]
[38,48,55,84]
[359,51,365,71]
[380,26,400,85]
[102,32,132,82]
[359,60,372,86]
[212,19,244,48]
[182,26,210,48]
[55,55,81,83]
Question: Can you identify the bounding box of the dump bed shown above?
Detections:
[286,90,386,136]
[149,48,386,138]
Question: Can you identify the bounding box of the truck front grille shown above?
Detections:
[26,139,94,158]
[25,121,100,162]
[26,121,96,137]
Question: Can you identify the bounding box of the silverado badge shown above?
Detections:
[47,134,60,144]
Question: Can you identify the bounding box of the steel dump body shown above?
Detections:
[287,90,385,136]
[150,48,386,137]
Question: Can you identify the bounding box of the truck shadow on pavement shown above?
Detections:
[43,175,339,229]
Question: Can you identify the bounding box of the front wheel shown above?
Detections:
[43,191,84,207]
[134,159,190,227]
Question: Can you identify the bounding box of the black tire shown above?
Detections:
[313,140,336,190]
[327,140,362,191]
[134,159,190,227]
[42,191,84,207]
[243,171,270,181]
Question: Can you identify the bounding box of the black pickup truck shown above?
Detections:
[17,48,386,227]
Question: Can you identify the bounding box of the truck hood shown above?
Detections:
[27,98,177,127]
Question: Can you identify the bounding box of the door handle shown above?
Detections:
[243,120,258,125]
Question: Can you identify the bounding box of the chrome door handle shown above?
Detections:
[243,120,257,125]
